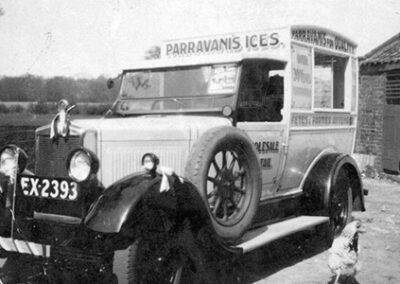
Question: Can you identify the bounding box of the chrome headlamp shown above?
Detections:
[0,145,27,177]
[67,148,99,182]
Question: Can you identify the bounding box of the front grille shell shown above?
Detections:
[29,132,85,219]
[35,135,82,178]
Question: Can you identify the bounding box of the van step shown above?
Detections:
[235,216,329,253]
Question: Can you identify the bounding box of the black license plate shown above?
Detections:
[18,175,79,201]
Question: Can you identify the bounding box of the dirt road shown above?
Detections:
[235,177,400,284]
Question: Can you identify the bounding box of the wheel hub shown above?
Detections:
[216,167,235,199]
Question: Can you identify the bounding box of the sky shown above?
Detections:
[0,0,400,78]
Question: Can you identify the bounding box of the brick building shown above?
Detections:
[355,32,400,174]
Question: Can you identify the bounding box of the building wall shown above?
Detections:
[354,74,386,172]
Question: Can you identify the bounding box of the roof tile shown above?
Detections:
[361,33,400,65]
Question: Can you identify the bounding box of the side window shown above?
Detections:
[238,60,284,122]
[314,52,348,109]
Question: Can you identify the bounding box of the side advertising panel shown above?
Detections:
[291,44,312,110]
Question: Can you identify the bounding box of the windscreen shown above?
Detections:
[113,64,238,115]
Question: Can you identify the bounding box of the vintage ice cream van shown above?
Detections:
[0,25,365,283]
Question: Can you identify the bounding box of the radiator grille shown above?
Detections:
[35,135,82,178]
[101,141,189,187]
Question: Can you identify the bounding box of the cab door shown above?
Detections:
[236,59,287,200]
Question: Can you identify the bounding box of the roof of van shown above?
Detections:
[123,25,357,71]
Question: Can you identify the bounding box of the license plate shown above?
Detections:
[18,175,79,201]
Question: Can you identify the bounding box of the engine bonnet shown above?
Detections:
[73,115,232,186]
[74,115,231,141]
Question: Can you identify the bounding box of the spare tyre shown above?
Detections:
[185,126,262,240]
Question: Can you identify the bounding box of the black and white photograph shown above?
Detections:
[0,1,399,283]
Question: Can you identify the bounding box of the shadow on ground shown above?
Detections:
[214,229,331,284]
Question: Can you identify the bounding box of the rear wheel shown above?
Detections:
[326,167,353,245]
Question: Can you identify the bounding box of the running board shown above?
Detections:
[235,216,329,253]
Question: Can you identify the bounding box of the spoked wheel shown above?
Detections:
[207,149,251,226]
[331,186,352,234]
[327,167,353,244]
[185,126,261,240]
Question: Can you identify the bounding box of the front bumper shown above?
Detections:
[0,236,50,257]
[0,237,116,284]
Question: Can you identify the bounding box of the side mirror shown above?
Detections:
[107,79,114,89]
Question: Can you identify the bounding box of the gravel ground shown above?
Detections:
[235,177,400,284]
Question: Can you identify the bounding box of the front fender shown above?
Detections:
[84,172,163,233]
[0,170,33,237]
[85,172,213,236]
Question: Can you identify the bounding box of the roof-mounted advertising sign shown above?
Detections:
[163,30,285,58]
[291,27,356,54]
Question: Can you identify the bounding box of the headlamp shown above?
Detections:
[0,145,28,177]
[67,148,99,182]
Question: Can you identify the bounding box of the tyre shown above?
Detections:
[185,126,262,240]
[114,240,188,284]
[122,235,207,284]
[126,239,183,284]
[326,167,353,245]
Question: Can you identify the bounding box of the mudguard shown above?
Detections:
[0,170,33,237]
[0,172,12,237]
[302,153,365,214]
[85,171,213,237]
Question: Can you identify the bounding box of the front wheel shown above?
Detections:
[127,239,183,284]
